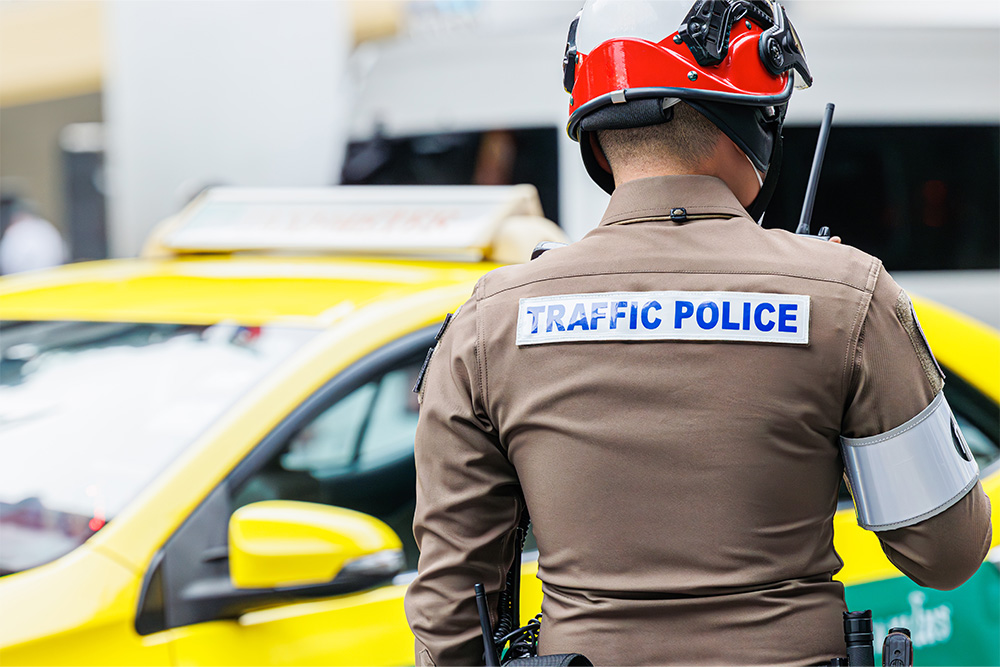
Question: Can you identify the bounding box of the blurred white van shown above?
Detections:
[341,2,999,324]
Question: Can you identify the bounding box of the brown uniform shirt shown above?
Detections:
[404,175,992,665]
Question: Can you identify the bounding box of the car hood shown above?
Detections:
[0,255,499,327]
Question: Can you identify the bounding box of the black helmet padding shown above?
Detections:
[578,98,676,134]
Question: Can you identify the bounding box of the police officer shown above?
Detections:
[404,1,993,664]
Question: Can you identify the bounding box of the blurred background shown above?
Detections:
[0,0,997,313]
[0,3,998,663]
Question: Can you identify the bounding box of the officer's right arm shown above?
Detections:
[404,293,522,666]
[841,268,992,590]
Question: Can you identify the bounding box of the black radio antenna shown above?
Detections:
[796,102,836,236]
[475,583,500,666]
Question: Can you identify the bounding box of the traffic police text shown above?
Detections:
[516,291,810,346]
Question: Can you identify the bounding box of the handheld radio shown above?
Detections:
[795,102,836,241]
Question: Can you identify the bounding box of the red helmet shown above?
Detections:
[564,0,812,216]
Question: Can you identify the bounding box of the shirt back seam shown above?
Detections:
[480,268,873,301]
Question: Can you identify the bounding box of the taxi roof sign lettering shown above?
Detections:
[154,185,547,261]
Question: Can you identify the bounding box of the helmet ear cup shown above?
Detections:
[683,100,784,172]
[760,34,784,73]
[755,1,813,86]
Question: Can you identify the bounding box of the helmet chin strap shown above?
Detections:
[744,135,782,224]
[744,151,764,189]
[743,150,765,225]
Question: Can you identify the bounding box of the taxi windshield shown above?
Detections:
[0,320,316,576]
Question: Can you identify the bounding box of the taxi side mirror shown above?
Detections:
[228,500,404,590]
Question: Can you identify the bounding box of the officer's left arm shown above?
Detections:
[404,292,523,666]
[841,268,992,590]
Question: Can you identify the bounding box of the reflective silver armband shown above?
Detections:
[841,391,979,531]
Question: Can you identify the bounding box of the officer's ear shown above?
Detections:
[589,132,613,175]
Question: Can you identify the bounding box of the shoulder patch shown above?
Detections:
[412,312,455,398]
[516,291,809,346]
[895,291,945,394]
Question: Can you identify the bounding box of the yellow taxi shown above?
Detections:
[0,186,997,666]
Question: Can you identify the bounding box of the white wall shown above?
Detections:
[104,0,351,257]
[782,26,1000,126]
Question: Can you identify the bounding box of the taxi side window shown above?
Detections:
[230,358,423,569]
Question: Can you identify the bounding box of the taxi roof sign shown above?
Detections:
[151,185,547,261]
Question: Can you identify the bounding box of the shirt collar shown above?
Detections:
[598,175,753,227]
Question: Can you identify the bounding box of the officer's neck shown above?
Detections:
[610,135,762,208]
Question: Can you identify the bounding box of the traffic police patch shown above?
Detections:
[516,291,810,346]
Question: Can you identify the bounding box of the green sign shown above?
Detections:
[845,562,1000,666]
